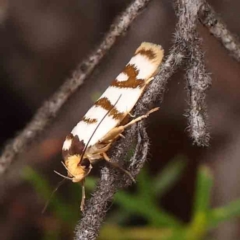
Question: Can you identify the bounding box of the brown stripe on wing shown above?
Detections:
[82,116,97,124]
[111,64,145,89]
[62,133,85,159]
[95,97,125,120]
[135,48,156,60]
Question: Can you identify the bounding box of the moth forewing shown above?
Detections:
[61,42,164,210]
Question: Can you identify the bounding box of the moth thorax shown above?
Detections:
[65,155,92,182]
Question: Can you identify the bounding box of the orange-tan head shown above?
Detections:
[62,134,92,183]
[64,155,92,182]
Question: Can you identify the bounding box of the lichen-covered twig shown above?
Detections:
[199,1,240,62]
[186,40,211,146]
[0,0,152,176]
[174,0,211,146]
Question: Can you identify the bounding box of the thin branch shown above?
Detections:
[0,0,152,176]
[199,1,240,62]
[186,39,211,146]
[174,0,211,146]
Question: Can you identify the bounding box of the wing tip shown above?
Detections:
[135,42,164,65]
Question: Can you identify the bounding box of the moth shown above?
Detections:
[59,42,164,211]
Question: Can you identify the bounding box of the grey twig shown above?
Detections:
[186,40,211,146]
[174,0,211,146]
[0,0,152,176]
[199,1,240,62]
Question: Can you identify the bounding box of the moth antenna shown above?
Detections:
[54,170,73,180]
[79,94,122,163]
[42,179,66,214]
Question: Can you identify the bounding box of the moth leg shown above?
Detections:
[100,108,159,144]
[145,76,154,84]
[128,112,135,118]
[119,134,125,139]
[123,107,159,129]
[102,152,135,183]
[80,179,86,212]
[100,126,125,143]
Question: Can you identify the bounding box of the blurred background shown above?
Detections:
[0,0,240,239]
